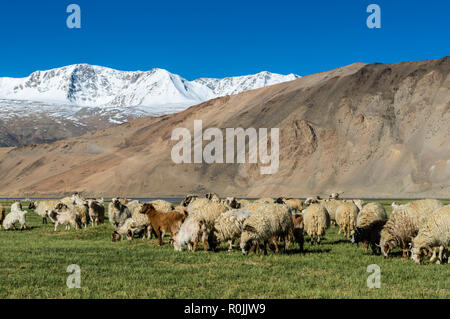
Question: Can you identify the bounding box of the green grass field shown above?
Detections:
[0,199,448,299]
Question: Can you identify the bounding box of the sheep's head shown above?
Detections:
[292,214,304,229]
[112,198,122,209]
[54,203,68,212]
[226,197,239,209]
[112,231,121,242]
[380,239,395,258]
[140,203,155,214]
[206,193,221,202]
[28,202,36,210]
[208,229,219,251]
[172,233,183,251]
[410,246,425,264]
[351,228,362,244]
[181,195,198,207]
[241,225,257,255]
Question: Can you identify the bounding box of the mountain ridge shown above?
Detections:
[0,58,448,198]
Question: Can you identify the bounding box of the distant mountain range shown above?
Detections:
[0,64,299,146]
[0,58,448,198]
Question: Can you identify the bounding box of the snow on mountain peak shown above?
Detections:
[0,64,300,121]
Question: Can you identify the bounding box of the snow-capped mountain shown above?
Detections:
[0,64,299,113]
[0,64,300,146]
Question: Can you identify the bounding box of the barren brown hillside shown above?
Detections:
[0,58,449,198]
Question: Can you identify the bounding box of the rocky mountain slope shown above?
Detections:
[0,58,448,198]
[0,65,298,146]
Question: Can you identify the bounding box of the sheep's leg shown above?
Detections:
[272,238,279,253]
[249,244,256,254]
[437,246,444,264]
[228,240,233,252]
[263,241,268,255]
[317,236,321,245]
[54,223,58,232]
[155,229,162,246]
[188,242,193,251]
[401,241,407,258]
[192,239,198,252]
[202,234,208,252]
[430,248,437,263]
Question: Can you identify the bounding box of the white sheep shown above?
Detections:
[335,201,360,238]
[28,200,59,224]
[410,205,450,264]
[87,199,105,226]
[303,203,330,245]
[47,210,80,231]
[240,203,294,255]
[108,198,132,228]
[381,199,443,258]
[209,209,252,251]
[2,206,27,230]
[111,218,146,242]
[319,199,343,226]
[172,216,208,252]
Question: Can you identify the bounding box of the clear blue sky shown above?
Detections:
[0,0,448,79]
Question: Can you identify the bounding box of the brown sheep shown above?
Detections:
[139,203,188,246]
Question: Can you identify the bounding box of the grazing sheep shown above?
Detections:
[54,202,88,228]
[108,198,132,228]
[208,209,251,251]
[319,199,343,226]
[410,206,450,264]
[112,218,145,242]
[352,220,387,255]
[2,206,27,230]
[87,199,105,227]
[275,197,303,211]
[139,203,188,246]
[335,201,360,238]
[303,203,330,245]
[380,209,418,258]
[172,216,208,252]
[351,202,388,254]
[127,200,154,238]
[240,203,294,255]
[29,200,59,224]
[380,199,443,258]
[0,205,5,229]
[356,202,387,228]
[47,210,80,231]
[403,199,443,226]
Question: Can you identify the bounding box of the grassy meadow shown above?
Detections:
[0,199,449,299]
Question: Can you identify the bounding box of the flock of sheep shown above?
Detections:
[1,193,449,265]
